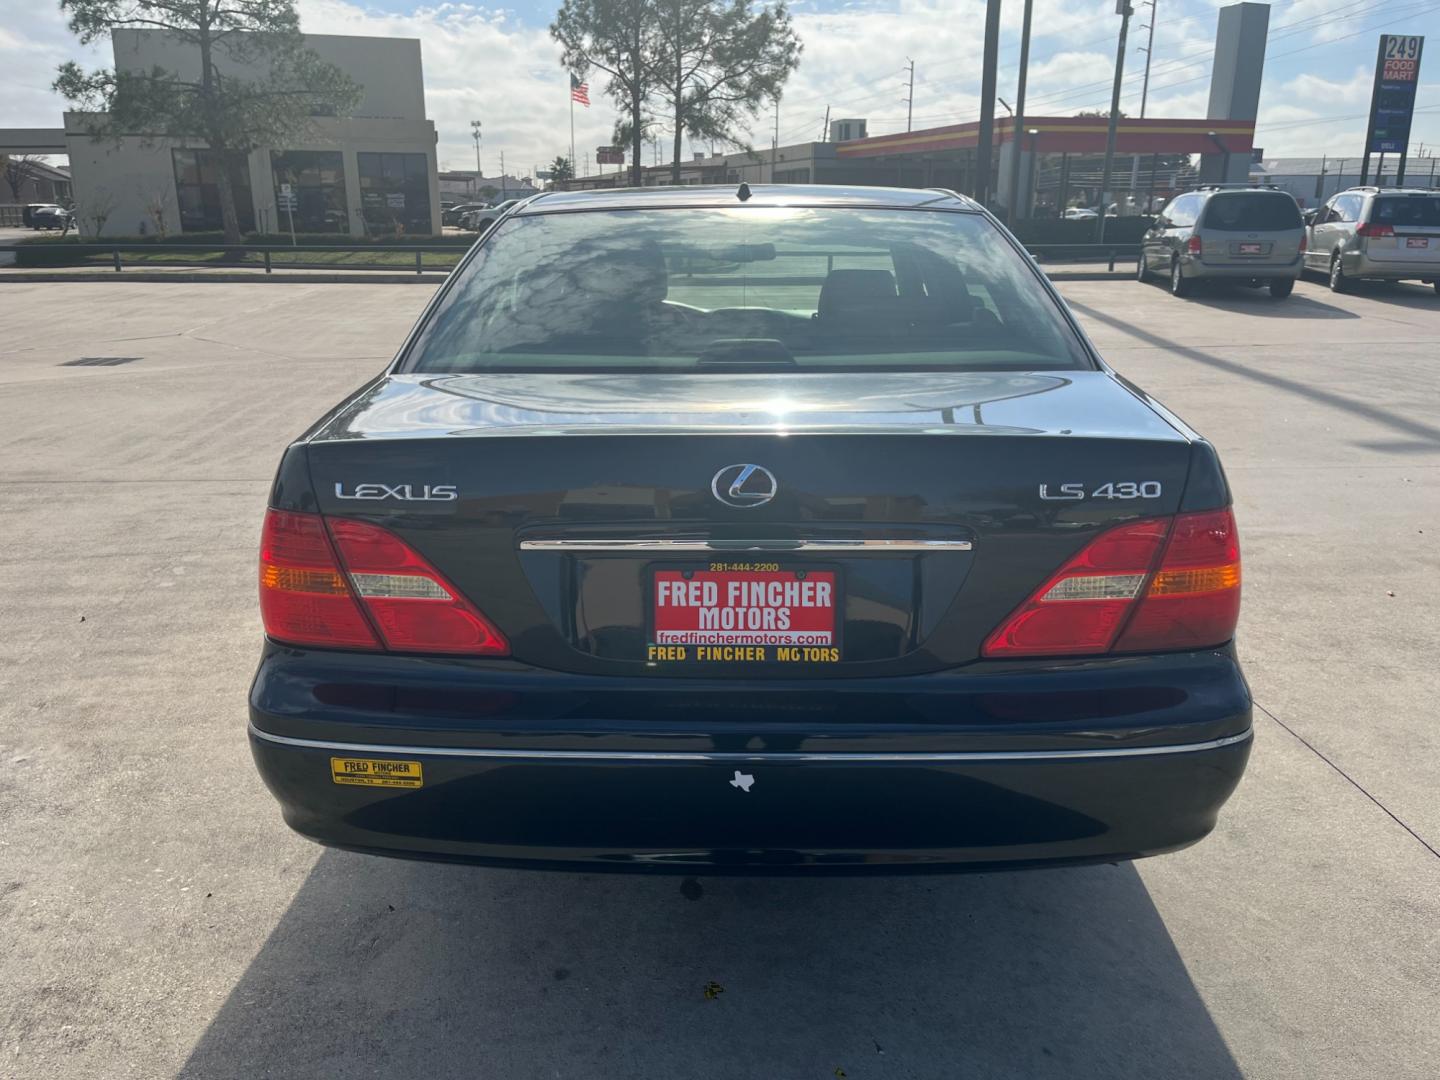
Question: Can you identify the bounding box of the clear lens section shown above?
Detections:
[350,572,453,600]
[1040,574,1145,601]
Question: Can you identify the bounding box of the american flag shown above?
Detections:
[570,74,590,107]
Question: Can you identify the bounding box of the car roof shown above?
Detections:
[1342,186,1440,196]
[517,184,979,214]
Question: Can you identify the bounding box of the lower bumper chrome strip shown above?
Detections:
[518,538,972,553]
[249,724,1251,763]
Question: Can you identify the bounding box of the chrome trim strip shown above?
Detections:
[249,724,1251,763]
[518,538,973,553]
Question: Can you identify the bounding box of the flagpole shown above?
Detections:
[569,82,576,183]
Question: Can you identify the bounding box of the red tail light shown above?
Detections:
[1187,235,1203,256]
[982,509,1240,659]
[259,510,508,655]
[260,510,379,649]
[1356,222,1393,238]
[1298,231,1308,253]
[326,518,508,655]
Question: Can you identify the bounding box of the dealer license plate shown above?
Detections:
[649,565,840,664]
[1406,237,1429,248]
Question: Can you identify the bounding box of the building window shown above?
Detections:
[270,150,349,234]
[357,152,432,235]
[171,150,255,234]
[774,167,811,184]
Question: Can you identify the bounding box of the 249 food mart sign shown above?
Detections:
[1367,35,1425,154]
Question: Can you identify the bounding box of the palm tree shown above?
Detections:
[550,155,575,182]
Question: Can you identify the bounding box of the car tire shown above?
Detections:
[1170,259,1190,297]
[1433,281,1440,297]
[1329,253,1350,293]
[1137,253,1149,282]
[1269,277,1294,299]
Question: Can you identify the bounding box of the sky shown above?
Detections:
[4,0,1438,179]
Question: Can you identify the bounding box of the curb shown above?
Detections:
[0,271,450,284]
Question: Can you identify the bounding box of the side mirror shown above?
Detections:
[1302,209,1318,226]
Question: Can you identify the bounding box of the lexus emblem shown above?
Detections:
[711,464,777,508]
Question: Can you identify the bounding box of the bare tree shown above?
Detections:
[142,183,173,238]
[2,155,45,202]
[76,187,118,238]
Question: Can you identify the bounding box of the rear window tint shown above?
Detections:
[402,206,1094,375]
[1372,196,1440,227]
[1201,193,1302,231]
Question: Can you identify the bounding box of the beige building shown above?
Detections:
[65,30,441,238]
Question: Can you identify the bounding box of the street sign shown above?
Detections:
[596,146,624,165]
[1364,35,1424,165]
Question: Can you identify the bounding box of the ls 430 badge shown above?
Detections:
[335,483,458,502]
[1039,482,1162,501]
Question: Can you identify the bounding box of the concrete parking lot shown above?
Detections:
[1,274,1437,1079]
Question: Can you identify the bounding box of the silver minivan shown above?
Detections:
[1305,187,1440,295]
[1139,187,1306,299]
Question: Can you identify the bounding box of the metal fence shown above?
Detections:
[0,240,1142,275]
[0,242,465,274]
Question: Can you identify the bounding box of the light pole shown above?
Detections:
[470,120,482,196]
[1026,128,1039,217]
[1006,0,1035,220]
[1096,0,1132,243]
[975,0,1003,204]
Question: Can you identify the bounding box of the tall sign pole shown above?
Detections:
[1097,0,1132,243]
[974,0,1003,204]
[1362,34,1424,186]
[1006,0,1035,219]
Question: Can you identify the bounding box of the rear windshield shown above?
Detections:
[402,206,1093,373]
[1372,196,1440,227]
[1201,192,1302,231]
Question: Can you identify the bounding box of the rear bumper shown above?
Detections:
[1186,256,1302,280]
[248,645,1253,873]
[1344,250,1440,280]
[250,725,1251,873]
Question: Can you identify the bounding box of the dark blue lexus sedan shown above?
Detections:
[249,185,1250,873]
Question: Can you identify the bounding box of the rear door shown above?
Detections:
[1197,191,1304,267]
[1361,194,1440,268]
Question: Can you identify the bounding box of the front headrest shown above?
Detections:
[818,269,898,318]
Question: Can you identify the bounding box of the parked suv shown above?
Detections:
[1140,186,1305,299]
[1305,187,1440,295]
[462,199,519,232]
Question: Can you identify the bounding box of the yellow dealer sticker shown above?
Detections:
[330,757,423,789]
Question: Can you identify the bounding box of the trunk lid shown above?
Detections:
[302,371,1194,677]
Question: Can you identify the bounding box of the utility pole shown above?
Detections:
[1138,0,1157,118]
[1130,0,1156,205]
[975,0,1003,205]
[773,97,780,177]
[499,151,506,199]
[1006,0,1035,219]
[470,120,482,189]
[1096,0,1132,243]
[821,105,831,142]
[905,58,916,132]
